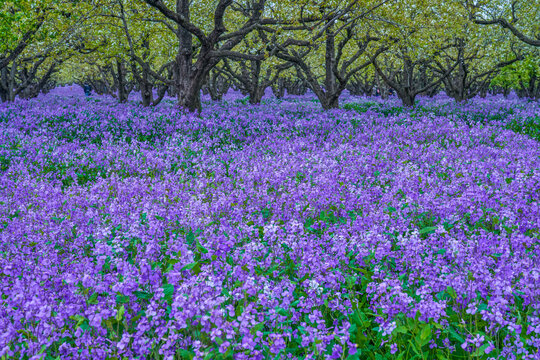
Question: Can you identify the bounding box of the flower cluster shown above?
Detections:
[0,90,538,359]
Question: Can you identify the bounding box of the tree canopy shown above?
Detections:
[2,0,539,108]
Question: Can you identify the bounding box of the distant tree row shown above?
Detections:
[1,0,538,110]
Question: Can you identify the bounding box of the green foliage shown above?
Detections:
[344,101,540,142]
[343,102,379,113]
[506,115,540,141]
[491,56,540,92]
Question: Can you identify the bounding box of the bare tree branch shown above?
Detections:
[473,17,540,47]
[142,0,209,44]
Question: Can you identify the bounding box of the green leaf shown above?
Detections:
[395,325,408,334]
[116,294,130,304]
[182,261,201,274]
[471,343,490,357]
[116,305,125,321]
[409,339,421,355]
[250,323,264,335]
[37,344,47,355]
[447,286,457,299]
[448,327,465,343]
[417,327,433,349]
[134,291,152,300]
[186,230,195,245]
[419,226,437,235]
[420,324,431,341]
[431,321,443,330]
[176,349,195,360]
[196,240,208,254]
[163,284,175,301]
[87,292,98,305]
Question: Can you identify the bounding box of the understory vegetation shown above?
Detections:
[0,92,539,360]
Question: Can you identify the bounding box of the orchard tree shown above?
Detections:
[77,0,175,105]
[431,21,523,102]
[346,68,377,95]
[464,0,540,47]
[62,11,134,101]
[139,0,277,112]
[114,0,175,105]
[0,0,101,102]
[268,0,390,109]
[203,68,231,101]
[491,54,540,98]
[370,0,469,106]
[218,31,293,104]
[371,41,453,106]
[220,57,291,104]
[69,54,136,100]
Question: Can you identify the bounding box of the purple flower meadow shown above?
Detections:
[0,90,539,359]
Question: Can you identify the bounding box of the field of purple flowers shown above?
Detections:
[0,90,539,359]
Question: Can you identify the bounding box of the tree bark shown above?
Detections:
[272,77,285,98]
[174,0,198,110]
[143,0,271,111]
[117,60,128,103]
[325,25,336,102]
